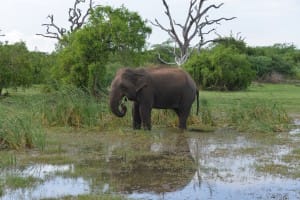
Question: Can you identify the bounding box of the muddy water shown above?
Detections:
[1,121,300,200]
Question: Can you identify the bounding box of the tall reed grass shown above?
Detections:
[0,113,45,150]
[40,86,104,128]
[39,86,133,129]
[227,101,290,133]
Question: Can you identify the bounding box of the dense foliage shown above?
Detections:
[184,43,255,91]
[52,6,151,95]
[0,42,53,95]
[248,44,300,81]
[0,42,32,95]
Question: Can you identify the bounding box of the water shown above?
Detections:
[2,177,90,200]
[1,164,90,200]
[290,119,300,135]
[1,124,300,200]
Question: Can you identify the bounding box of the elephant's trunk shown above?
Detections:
[109,92,127,117]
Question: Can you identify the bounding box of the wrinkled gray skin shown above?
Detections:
[109,67,199,130]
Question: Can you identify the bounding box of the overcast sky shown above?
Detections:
[0,0,299,52]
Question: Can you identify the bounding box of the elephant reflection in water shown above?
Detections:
[107,132,197,194]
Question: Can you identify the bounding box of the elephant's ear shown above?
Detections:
[123,68,147,93]
[135,80,147,93]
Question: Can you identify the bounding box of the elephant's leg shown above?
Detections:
[179,115,188,129]
[132,102,141,129]
[177,105,192,129]
[139,104,152,130]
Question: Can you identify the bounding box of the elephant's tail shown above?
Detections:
[196,90,199,115]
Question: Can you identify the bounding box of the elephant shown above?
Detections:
[109,66,199,130]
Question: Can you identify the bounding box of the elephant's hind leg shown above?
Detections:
[176,105,192,129]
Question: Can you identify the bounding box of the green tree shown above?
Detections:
[53,5,151,95]
[29,51,55,84]
[212,36,248,54]
[0,42,32,95]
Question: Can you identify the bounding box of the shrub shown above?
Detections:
[185,46,255,91]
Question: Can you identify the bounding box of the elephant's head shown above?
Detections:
[109,68,147,117]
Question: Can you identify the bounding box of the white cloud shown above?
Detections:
[4,30,24,43]
[26,35,57,52]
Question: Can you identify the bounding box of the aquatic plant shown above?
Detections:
[0,153,16,168]
[0,180,3,196]
[4,176,42,189]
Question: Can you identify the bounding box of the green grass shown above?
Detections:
[0,152,16,168]
[40,86,107,128]
[195,83,300,133]
[0,113,45,150]
[200,83,300,113]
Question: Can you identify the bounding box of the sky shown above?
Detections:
[0,0,299,52]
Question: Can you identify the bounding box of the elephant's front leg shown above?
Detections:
[139,104,152,130]
[132,102,141,129]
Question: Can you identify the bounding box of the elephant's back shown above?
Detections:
[147,66,197,95]
[146,67,190,80]
[148,66,195,84]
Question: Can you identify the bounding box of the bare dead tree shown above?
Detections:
[36,0,93,41]
[151,0,236,66]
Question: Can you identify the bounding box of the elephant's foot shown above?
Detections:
[178,123,187,130]
[133,122,141,130]
[143,125,151,131]
[142,122,151,131]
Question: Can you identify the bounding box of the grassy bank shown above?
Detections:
[198,83,300,132]
[200,83,300,113]
[0,83,299,151]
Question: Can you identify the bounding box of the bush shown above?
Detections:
[248,44,298,81]
[185,46,255,91]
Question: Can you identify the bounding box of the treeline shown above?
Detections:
[0,42,53,95]
[1,6,300,95]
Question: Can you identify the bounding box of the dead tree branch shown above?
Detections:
[151,0,236,66]
[36,0,94,41]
